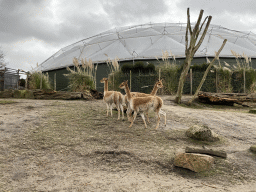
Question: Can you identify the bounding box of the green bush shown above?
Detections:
[29,72,52,90]
[121,62,156,74]
[145,63,156,73]
[121,64,133,73]
[65,72,94,91]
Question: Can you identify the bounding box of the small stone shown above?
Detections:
[174,153,214,172]
[186,125,220,142]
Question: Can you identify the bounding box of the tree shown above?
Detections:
[175,8,212,104]
[188,39,227,104]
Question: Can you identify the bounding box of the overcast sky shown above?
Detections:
[1,0,256,76]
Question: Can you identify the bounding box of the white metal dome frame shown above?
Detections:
[37,22,256,72]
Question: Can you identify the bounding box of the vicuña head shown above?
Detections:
[156,80,163,89]
[119,80,128,90]
[100,77,108,83]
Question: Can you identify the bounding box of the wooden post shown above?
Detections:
[54,73,56,91]
[113,73,114,91]
[190,68,192,95]
[17,69,20,89]
[130,70,132,92]
[216,70,218,93]
[159,68,161,81]
[25,73,28,89]
[40,72,42,89]
[243,68,246,93]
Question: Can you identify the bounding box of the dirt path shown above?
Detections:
[0,97,256,191]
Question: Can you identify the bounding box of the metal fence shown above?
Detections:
[0,67,21,91]
[108,69,256,95]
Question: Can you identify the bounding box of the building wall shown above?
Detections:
[44,57,256,92]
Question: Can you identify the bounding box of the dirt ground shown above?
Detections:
[0,96,256,192]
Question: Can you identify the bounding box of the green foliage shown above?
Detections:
[133,61,145,72]
[64,69,94,91]
[13,90,34,98]
[121,64,133,73]
[64,58,96,91]
[19,79,26,87]
[160,65,180,94]
[29,72,52,90]
[216,68,233,93]
[145,63,156,73]
[191,63,212,72]
[231,69,256,93]
[121,62,156,74]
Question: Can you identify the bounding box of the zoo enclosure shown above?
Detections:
[0,67,25,91]
[107,68,256,95]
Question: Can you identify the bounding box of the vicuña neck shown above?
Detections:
[150,82,158,95]
[104,80,108,92]
[124,83,132,100]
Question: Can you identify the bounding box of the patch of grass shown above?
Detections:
[249,109,256,114]
[0,100,17,105]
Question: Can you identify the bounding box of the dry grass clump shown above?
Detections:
[28,71,51,90]
[105,55,120,73]
[64,57,97,91]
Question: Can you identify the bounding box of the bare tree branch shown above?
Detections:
[196,16,209,39]
[193,16,212,54]
[192,9,204,37]
[187,8,192,35]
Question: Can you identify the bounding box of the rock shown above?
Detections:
[250,145,256,153]
[186,125,220,142]
[174,153,214,172]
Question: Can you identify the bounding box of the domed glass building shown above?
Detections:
[36,22,256,92]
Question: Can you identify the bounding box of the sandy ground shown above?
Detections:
[0,96,256,192]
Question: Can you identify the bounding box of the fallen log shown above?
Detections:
[198,91,256,106]
[185,146,227,158]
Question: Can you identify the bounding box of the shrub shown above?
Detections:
[133,61,145,73]
[28,72,52,90]
[144,63,156,73]
[64,58,96,91]
[121,64,133,73]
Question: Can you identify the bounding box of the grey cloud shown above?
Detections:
[100,0,169,25]
[176,0,256,15]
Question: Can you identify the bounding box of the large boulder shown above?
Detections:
[174,153,214,172]
[186,125,220,142]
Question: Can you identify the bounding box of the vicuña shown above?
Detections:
[100,78,124,120]
[119,80,166,129]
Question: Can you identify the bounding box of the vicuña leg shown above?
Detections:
[160,109,166,126]
[129,110,138,128]
[110,104,113,117]
[120,105,124,120]
[106,104,109,116]
[140,113,147,128]
[155,110,161,130]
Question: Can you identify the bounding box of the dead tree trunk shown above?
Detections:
[188,39,227,104]
[175,8,212,104]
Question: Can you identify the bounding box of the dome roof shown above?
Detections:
[38,22,256,71]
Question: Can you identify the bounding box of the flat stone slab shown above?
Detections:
[174,153,214,172]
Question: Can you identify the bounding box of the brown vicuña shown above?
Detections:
[119,80,166,129]
[124,80,163,122]
[100,78,124,120]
